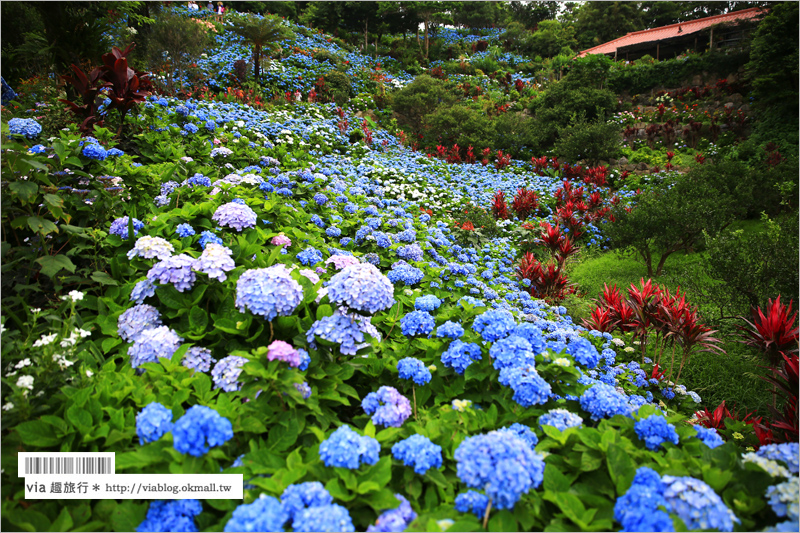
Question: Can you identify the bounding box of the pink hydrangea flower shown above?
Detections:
[325,255,360,270]
[267,340,301,367]
[271,233,291,247]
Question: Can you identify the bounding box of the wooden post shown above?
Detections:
[614,48,618,59]
[656,43,660,60]
[709,28,714,50]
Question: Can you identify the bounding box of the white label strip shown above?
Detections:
[24,474,243,499]
[18,453,115,477]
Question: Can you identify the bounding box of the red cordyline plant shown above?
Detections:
[739,296,799,367]
[757,352,799,443]
[511,187,539,220]
[491,190,510,220]
[694,400,775,448]
[516,252,572,303]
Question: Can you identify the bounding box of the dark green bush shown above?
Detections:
[470,55,500,75]
[491,112,540,159]
[390,74,457,131]
[422,104,495,151]
[554,117,622,166]
[528,82,617,148]
[312,48,342,66]
[321,69,354,106]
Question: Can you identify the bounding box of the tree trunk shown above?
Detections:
[364,17,368,54]
[254,44,261,82]
[424,17,429,59]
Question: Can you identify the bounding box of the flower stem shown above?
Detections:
[482,497,492,530]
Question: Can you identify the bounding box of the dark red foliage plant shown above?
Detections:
[491,190,509,220]
[511,187,539,221]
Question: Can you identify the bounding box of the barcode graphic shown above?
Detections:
[24,456,113,475]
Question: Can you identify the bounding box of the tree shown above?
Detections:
[147,13,212,91]
[572,1,645,50]
[399,1,457,60]
[605,163,748,277]
[230,14,293,82]
[528,20,577,58]
[391,74,457,132]
[503,1,560,29]
[450,1,506,28]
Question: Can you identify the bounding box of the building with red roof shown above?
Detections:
[578,7,766,61]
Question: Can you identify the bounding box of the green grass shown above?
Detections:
[564,246,775,418]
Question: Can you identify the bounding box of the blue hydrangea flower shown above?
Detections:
[397,357,432,385]
[367,494,416,532]
[400,310,435,337]
[194,243,235,282]
[176,223,195,238]
[634,415,679,451]
[293,504,355,533]
[212,202,257,232]
[295,382,312,399]
[198,230,223,249]
[147,254,197,292]
[118,304,162,343]
[130,279,157,304]
[498,423,538,450]
[757,443,799,474]
[414,294,441,312]
[441,340,482,374]
[183,347,216,373]
[172,405,233,457]
[128,326,182,368]
[313,193,328,206]
[580,383,633,421]
[8,118,42,139]
[327,263,395,314]
[127,236,174,261]
[326,226,342,238]
[306,312,367,356]
[539,408,584,432]
[211,355,248,392]
[362,386,411,428]
[498,364,552,407]
[224,494,287,532]
[297,246,324,266]
[455,490,490,518]
[319,425,380,469]
[82,143,108,160]
[310,214,326,228]
[281,482,333,525]
[454,430,546,510]
[235,265,303,321]
[387,261,424,286]
[473,309,516,342]
[694,426,725,449]
[398,243,424,262]
[187,173,211,187]
[436,320,464,339]
[662,475,739,531]
[138,499,202,532]
[392,434,442,474]
[489,335,535,370]
[566,337,601,369]
[614,467,674,533]
[136,402,173,445]
[110,216,145,239]
[765,478,799,521]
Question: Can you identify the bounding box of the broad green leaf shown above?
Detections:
[91,271,119,286]
[606,443,637,495]
[28,216,59,235]
[35,254,75,278]
[16,420,62,447]
[9,180,38,203]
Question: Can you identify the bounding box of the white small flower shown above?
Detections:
[14,359,32,369]
[6,370,17,377]
[2,402,14,411]
[30,308,41,314]
[33,333,58,347]
[85,370,94,378]
[16,375,34,390]
[62,290,84,302]
[76,328,91,338]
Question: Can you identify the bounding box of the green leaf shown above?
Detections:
[365,489,401,511]
[316,304,334,320]
[357,481,380,494]
[9,180,38,203]
[362,456,392,487]
[91,271,119,286]
[488,510,517,532]
[189,306,208,332]
[35,254,75,278]
[606,443,636,495]
[325,478,355,501]
[111,501,147,533]
[67,405,93,433]
[16,420,62,447]
[48,507,74,532]
[543,463,574,493]
[28,216,59,235]
[425,468,448,488]
[543,491,589,529]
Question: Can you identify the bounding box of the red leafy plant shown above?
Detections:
[491,190,509,220]
[511,187,539,221]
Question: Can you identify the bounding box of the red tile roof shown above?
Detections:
[578,7,765,57]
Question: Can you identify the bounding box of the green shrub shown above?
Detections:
[470,55,500,74]
[422,104,495,151]
[321,69,354,106]
[554,117,622,166]
[312,48,341,65]
[390,74,457,131]
[491,112,540,159]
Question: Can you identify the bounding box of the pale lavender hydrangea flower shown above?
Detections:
[118,304,162,342]
[183,347,216,372]
[194,243,235,281]
[130,279,157,304]
[147,254,197,292]
[212,202,257,232]
[235,265,303,321]
[128,326,183,368]
[212,355,248,392]
[325,254,360,270]
[127,236,174,261]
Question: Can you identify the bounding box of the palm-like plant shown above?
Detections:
[230,15,293,82]
[739,295,799,367]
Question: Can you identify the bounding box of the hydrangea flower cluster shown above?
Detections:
[235,265,303,321]
[614,467,674,532]
[634,414,680,451]
[325,254,360,270]
[127,236,174,260]
[454,430,546,510]
[306,311,367,356]
[400,310,435,337]
[138,499,202,532]
[194,243,235,281]
[391,434,443,474]
[211,355,248,392]
[662,474,739,531]
[362,386,411,428]
[386,261,424,286]
[327,263,395,314]
[110,216,145,239]
[693,426,725,449]
[118,304,162,343]
[472,309,516,342]
[367,494,417,532]
[211,202,257,231]
[538,408,584,432]
[135,402,173,445]
[128,326,182,368]
[414,294,441,311]
[147,254,197,292]
[172,405,234,457]
[7,118,42,139]
[765,477,799,526]
[579,383,633,421]
[281,482,333,526]
[757,443,799,474]
[318,425,380,469]
[441,340,483,374]
[565,337,601,369]
[267,340,301,367]
[498,364,552,407]
[455,490,490,518]
[498,423,538,450]
[183,347,216,373]
[175,223,195,238]
[297,246,324,266]
[397,357,432,385]
[224,494,287,532]
[489,335,535,370]
[129,277,156,304]
[293,504,355,532]
[436,320,464,339]
[199,230,223,249]
[82,143,108,160]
